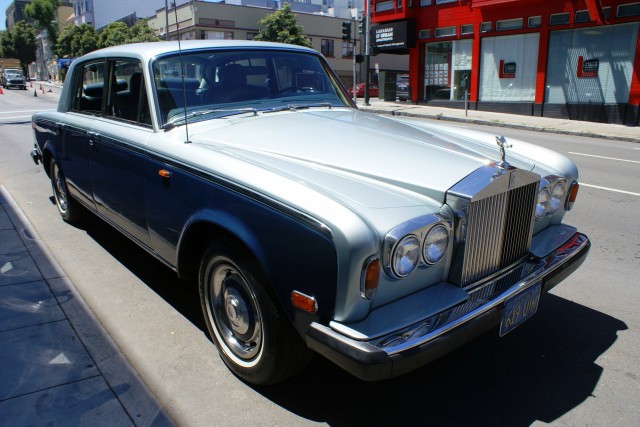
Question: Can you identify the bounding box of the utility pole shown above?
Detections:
[364,1,372,106]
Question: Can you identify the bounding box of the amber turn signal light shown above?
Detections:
[566,182,579,210]
[291,291,318,314]
[361,258,380,300]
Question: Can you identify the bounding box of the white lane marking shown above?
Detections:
[0,109,54,114]
[0,115,33,120]
[581,183,640,197]
[569,152,640,164]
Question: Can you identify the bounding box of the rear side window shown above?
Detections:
[106,59,152,126]
[71,61,106,114]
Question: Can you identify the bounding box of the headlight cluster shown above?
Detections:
[386,221,450,279]
[536,177,567,220]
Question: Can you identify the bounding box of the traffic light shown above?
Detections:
[342,21,352,41]
[358,16,366,35]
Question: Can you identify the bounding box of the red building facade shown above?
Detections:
[370,0,640,125]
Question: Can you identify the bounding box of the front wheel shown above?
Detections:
[50,159,84,222]
[199,241,311,385]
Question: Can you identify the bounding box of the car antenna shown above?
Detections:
[173,3,191,144]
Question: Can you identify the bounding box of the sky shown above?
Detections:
[1,0,12,31]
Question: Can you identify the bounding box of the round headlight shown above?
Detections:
[391,235,421,277]
[423,225,449,265]
[536,187,550,219]
[549,181,565,213]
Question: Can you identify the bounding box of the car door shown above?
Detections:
[56,60,107,210]
[89,59,153,246]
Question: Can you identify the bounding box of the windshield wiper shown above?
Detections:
[162,107,258,130]
[264,102,334,114]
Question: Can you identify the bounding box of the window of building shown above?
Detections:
[549,13,570,26]
[479,33,540,102]
[246,32,258,40]
[375,1,394,12]
[574,10,592,23]
[204,31,234,40]
[321,39,334,57]
[419,29,431,39]
[460,24,473,35]
[480,22,492,32]
[496,18,523,31]
[420,0,432,5]
[435,26,456,37]
[435,0,456,4]
[424,39,471,101]
[603,7,611,19]
[342,41,354,57]
[618,2,640,17]
[528,16,542,28]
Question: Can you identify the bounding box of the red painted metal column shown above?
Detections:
[469,32,481,103]
[534,28,550,107]
[629,29,640,107]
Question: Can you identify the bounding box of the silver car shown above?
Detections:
[31,41,590,385]
[1,68,27,90]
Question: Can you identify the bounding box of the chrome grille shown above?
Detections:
[447,166,539,287]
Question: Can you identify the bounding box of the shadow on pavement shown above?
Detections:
[65,205,626,426]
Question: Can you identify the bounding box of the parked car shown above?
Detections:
[396,74,410,101]
[31,40,590,385]
[1,68,27,90]
[348,82,379,97]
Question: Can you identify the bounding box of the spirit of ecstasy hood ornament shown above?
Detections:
[496,135,512,169]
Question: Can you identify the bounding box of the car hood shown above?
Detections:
[187,108,534,209]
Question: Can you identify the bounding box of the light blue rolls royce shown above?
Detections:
[31,40,590,385]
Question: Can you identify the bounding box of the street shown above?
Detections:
[1,86,639,425]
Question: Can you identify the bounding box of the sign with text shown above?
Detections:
[499,60,516,78]
[577,56,599,77]
[370,20,415,53]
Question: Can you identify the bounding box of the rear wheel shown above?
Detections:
[50,159,84,222]
[199,241,311,385]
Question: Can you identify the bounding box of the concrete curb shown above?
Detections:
[360,106,640,144]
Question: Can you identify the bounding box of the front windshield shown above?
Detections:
[152,49,352,126]
[6,71,22,78]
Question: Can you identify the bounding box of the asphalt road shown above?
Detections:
[1,87,639,425]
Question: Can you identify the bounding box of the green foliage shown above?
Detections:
[254,4,312,48]
[97,22,129,48]
[24,0,61,46]
[56,23,98,57]
[97,19,159,49]
[0,30,14,58]
[128,19,160,43]
[0,21,37,76]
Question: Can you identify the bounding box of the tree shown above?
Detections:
[98,19,159,49]
[97,22,129,48]
[11,21,38,76]
[0,30,15,58]
[253,3,312,48]
[56,23,98,57]
[24,0,61,47]
[128,19,160,43]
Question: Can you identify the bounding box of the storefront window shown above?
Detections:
[423,39,471,101]
[545,22,640,104]
[479,33,539,102]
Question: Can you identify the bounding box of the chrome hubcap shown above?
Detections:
[208,262,262,363]
[53,165,68,212]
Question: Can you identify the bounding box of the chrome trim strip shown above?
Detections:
[369,233,589,356]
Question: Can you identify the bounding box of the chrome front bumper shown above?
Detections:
[306,231,590,381]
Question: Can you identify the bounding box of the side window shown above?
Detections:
[71,61,106,114]
[107,60,152,126]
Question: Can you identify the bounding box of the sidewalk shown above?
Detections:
[358,98,640,143]
[0,185,173,426]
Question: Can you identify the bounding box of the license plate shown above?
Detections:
[499,282,542,337]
